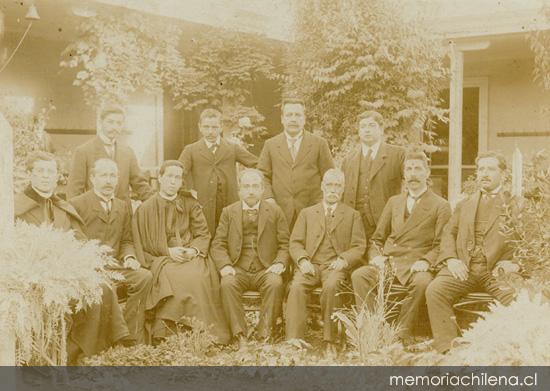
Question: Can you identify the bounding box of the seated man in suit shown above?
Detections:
[286,169,366,356]
[67,104,153,201]
[70,158,153,344]
[15,151,130,363]
[351,152,451,344]
[210,168,290,347]
[426,151,520,353]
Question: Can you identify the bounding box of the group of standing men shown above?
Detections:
[14,98,520,361]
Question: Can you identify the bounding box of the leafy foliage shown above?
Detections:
[0,98,60,192]
[529,5,550,90]
[501,151,550,288]
[60,12,185,107]
[0,222,121,365]
[287,0,448,147]
[441,290,550,365]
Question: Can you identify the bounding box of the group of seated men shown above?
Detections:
[14,99,520,362]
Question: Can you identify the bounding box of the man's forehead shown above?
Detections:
[163,166,183,175]
[33,160,57,169]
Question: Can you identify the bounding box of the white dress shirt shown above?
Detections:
[285,131,304,159]
[406,186,428,214]
[204,136,222,153]
[361,140,381,160]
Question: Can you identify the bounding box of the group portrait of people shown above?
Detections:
[14,97,521,362]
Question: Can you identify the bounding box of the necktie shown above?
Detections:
[289,139,298,161]
[363,147,373,176]
[105,144,115,160]
[102,200,112,214]
[246,208,258,219]
[44,198,54,223]
[209,143,218,155]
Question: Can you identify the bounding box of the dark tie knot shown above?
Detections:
[246,209,258,217]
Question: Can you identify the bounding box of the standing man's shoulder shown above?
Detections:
[384,143,406,157]
[263,132,284,146]
[74,136,97,154]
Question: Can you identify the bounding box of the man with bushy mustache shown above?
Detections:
[426,151,520,353]
[351,152,451,345]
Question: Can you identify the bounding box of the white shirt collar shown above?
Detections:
[94,189,114,204]
[242,201,261,211]
[481,185,502,196]
[323,201,338,215]
[98,131,116,147]
[408,186,428,200]
[159,192,178,201]
[284,131,304,142]
[361,141,381,159]
[204,136,221,149]
[32,185,53,199]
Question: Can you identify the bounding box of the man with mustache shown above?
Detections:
[285,169,366,356]
[342,110,405,243]
[351,152,451,344]
[15,152,131,363]
[257,98,334,229]
[426,151,519,353]
[70,158,153,344]
[210,168,290,348]
[67,104,153,201]
[179,108,258,235]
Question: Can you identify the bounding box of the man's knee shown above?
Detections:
[323,274,346,294]
[410,272,433,292]
[264,273,284,291]
[133,268,153,288]
[425,277,446,303]
[220,275,238,291]
[351,265,378,289]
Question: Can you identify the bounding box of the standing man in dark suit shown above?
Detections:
[351,152,451,343]
[257,98,334,228]
[178,108,258,235]
[285,169,366,356]
[70,158,153,344]
[210,169,290,346]
[15,152,131,363]
[342,111,405,242]
[67,104,153,201]
[426,151,519,353]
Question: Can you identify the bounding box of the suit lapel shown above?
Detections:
[215,140,231,163]
[329,203,345,232]
[234,203,243,245]
[293,132,313,166]
[198,139,215,162]
[313,204,326,252]
[368,143,388,181]
[257,201,268,240]
[90,192,110,224]
[484,193,504,235]
[466,191,481,239]
[275,133,294,166]
[392,193,407,234]
[396,191,432,240]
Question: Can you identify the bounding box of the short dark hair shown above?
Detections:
[281,97,305,113]
[199,108,222,126]
[99,104,125,121]
[26,151,58,172]
[90,158,118,177]
[159,160,184,176]
[404,151,430,169]
[357,110,384,127]
[476,151,507,171]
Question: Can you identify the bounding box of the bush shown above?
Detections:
[0,222,121,365]
[287,0,448,147]
[440,290,550,365]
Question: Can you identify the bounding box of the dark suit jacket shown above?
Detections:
[178,138,258,234]
[70,190,136,262]
[257,131,334,226]
[289,202,366,269]
[67,136,153,201]
[438,190,515,271]
[368,190,451,284]
[210,200,290,270]
[15,188,86,240]
[342,143,405,231]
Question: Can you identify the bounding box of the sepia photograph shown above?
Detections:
[0,0,549,390]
